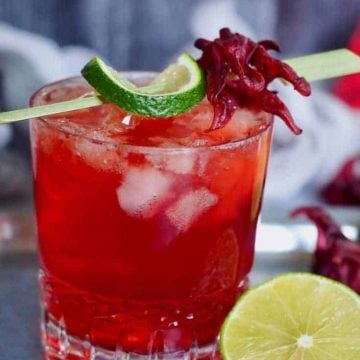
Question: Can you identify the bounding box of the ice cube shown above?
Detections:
[74,136,126,172]
[117,167,174,218]
[165,153,195,174]
[148,136,180,148]
[147,152,196,175]
[166,187,218,233]
[196,152,209,176]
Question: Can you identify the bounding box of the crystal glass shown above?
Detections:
[30,75,273,359]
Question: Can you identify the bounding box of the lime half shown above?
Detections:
[81,53,206,117]
[221,273,360,360]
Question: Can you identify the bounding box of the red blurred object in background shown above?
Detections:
[321,156,360,205]
[333,20,360,109]
[321,21,360,205]
[292,206,360,293]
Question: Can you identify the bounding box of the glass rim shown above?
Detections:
[30,74,273,153]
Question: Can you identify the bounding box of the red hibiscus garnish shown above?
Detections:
[321,156,360,206]
[292,206,360,293]
[195,28,311,133]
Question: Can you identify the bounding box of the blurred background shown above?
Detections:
[0,1,359,357]
[0,0,359,221]
[0,0,360,218]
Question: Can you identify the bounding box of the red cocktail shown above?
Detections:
[30,75,272,359]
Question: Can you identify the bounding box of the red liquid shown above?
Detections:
[30,77,272,358]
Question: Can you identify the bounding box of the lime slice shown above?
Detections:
[221,273,360,360]
[81,52,206,117]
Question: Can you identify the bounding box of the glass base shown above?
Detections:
[39,270,249,360]
[42,316,220,360]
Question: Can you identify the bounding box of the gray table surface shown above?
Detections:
[0,253,41,359]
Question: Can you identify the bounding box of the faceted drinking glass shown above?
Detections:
[30,75,273,359]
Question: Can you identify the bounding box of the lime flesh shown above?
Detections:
[81,53,206,117]
[221,273,360,360]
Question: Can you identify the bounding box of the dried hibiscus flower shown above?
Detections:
[292,206,360,293]
[321,155,360,206]
[195,28,311,133]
